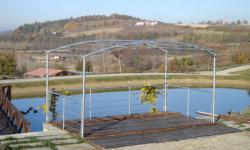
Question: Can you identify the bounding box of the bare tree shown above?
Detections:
[112,50,124,73]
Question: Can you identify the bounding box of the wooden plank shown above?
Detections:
[50,112,241,149]
[90,124,240,148]
[0,110,17,135]
[86,123,213,140]
[0,86,31,134]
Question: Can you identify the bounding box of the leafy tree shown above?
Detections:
[21,24,35,33]
[243,20,248,25]
[181,57,194,66]
[75,60,93,72]
[125,55,152,73]
[139,83,160,113]
[16,64,27,76]
[0,53,17,77]
[231,51,249,65]
[171,57,194,72]
[237,20,241,25]
[112,51,124,73]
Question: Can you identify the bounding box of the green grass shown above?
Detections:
[1,136,83,150]
[0,137,18,142]
[3,137,39,146]
[42,140,57,150]
[238,124,246,128]
[2,75,164,88]
[28,137,39,143]
[244,128,250,132]
[231,69,250,76]
[12,144,46,150]
[2,74,250,99]
[74,136,85,143]
[2,74,250,89]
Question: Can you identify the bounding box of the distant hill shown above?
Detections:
[0,13,250,52]
[0,13,191,50]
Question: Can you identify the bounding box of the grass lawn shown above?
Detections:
[1,74,250,99]
[231,69,250,76]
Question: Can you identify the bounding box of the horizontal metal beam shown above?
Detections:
[46,40,138,54]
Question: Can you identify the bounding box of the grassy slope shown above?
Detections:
[231,69,250,75]
[1,75,250,99]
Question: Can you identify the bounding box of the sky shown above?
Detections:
[0,0,250,30]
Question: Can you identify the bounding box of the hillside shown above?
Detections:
[0,14,250,77]
[0,13,250,52]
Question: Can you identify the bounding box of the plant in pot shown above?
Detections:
[139,83,160,113]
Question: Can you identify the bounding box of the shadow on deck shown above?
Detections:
[50,112,240,149]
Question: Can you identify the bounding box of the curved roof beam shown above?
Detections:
[45,40,217,57]
[143,43,168,53]
[83,41,144,58]
[45,40,137,54]
[84,41,174,58]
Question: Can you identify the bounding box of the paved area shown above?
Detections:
[112,132,250,150]
[0,125,97,150]
[222,120,250,130]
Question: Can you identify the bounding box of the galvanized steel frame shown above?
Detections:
[45,40,217,138]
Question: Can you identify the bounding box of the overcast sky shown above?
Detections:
[0,0,250,30]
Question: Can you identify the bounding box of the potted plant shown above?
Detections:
[139,83,160,113]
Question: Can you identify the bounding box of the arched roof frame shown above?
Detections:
[44,40,217,138]
[45,40,216,58]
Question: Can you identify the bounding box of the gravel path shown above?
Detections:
[112,132,250,150]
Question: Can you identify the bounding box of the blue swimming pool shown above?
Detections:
[13,88,250,131]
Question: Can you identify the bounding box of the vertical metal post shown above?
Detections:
[62,97,65,130]
[128,81,131,116]
[187,88,190,118]
[212,56,216,123]
[89,89,92,120]
[81,57,86,138]
[164,51,168,112]
[45,54,49,123]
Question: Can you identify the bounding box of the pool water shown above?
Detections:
[13,88,250,131]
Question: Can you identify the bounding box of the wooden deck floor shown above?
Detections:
[50,112,240,148]
[0,110,16,135]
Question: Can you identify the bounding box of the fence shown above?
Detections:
[47,82,214,137]
[0,86,31,133]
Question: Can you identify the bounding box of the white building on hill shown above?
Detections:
[135,21,159,27]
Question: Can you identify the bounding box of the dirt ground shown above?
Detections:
[112,132,250,150]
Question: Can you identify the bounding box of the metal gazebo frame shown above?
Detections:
[44,40,217,138]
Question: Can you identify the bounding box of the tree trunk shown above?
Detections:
[118,59,122,73]
[102,55,106,73]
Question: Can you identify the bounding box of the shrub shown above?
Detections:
[139,83,160,112]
